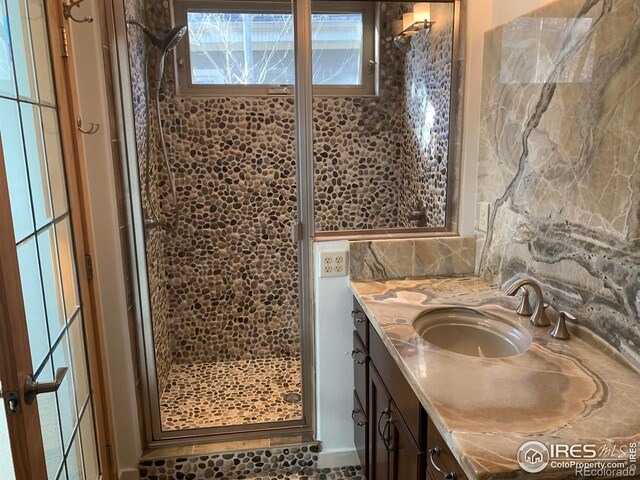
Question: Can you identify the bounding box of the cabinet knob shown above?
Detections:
[351,349,366,365]
[429,447,457,480]
[351,310,364,323]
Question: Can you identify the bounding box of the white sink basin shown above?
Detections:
[413,307,532,358]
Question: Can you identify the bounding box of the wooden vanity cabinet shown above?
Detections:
[370,364,426,480]
[352,296,466,480]
[389,398,426,480]
[352,300,370,477]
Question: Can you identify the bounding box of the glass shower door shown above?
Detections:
[123,0,310,438]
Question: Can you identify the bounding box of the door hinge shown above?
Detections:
[85,254,94,281]
[60,26,69,57]
[290,221,303,243]
[105,443,113,467]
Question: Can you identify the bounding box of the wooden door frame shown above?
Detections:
[43,1,118,478]
[0,137,48,480]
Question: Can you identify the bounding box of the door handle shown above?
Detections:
[377,408,391,450]
[351,348,366,365]
[429,447,457,479]
[24,367,68,405]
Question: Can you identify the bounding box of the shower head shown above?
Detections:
[126,20,187,54]
[158,26,187,54]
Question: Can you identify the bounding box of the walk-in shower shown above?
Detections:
[122,0,307,440]
[117,0,460,444]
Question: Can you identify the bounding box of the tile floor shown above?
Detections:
[139,444,368,480]
[236,466,365,479]
[160,356,303,431]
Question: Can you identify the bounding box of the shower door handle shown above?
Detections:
[291,222,303,243]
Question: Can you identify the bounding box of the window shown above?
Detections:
[173,1,377,96]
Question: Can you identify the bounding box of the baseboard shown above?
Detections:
[119,468,140,480]
[317,449,360,468]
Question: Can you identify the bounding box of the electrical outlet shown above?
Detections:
[319,250,349,278]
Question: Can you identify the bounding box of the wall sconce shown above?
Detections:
[393,3,434,52]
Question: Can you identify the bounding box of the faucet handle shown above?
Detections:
[541,302,552,326]
[516,288,533,316]
[551,310,574,340]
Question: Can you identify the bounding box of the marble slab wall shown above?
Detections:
[350,236,476,280]
[477,0,640,366]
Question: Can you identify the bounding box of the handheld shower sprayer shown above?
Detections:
[126,19,187,231]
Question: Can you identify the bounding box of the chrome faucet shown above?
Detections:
[408,201,428,227]
[504,277,551,327]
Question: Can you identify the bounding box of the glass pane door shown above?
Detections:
[0,0,100,478]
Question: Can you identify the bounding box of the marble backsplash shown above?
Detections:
[350,236,476,280]
[476,0,640,366]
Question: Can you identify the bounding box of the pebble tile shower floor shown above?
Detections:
[160,357,302,430]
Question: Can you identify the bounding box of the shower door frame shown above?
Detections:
[103,0,317,445]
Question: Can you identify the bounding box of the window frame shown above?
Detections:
[172,0,378,97]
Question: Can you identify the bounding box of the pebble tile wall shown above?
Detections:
[398,3,454,227]
[124,0,173,394]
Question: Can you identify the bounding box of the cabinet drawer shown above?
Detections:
[353,331,368,406]
[352,297,369,348]
[427,418,468,480]
[370,325,424,445]
[352,390,368,476]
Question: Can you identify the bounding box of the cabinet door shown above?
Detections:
[369,365,391,480]
[353,390,368,477]
[389,400,426,480]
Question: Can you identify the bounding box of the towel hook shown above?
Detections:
[63,0,94,24]
[77,116,99,135]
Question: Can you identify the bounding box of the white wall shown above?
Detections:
[69,2,143,478]
[313,241,360,467]
[459,0,555,235]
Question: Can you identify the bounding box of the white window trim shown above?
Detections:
[172,0,378,97]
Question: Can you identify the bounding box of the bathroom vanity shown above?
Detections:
[350,276,640,480]
[352,298,467,480]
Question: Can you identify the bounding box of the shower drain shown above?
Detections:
[283,392,302,404]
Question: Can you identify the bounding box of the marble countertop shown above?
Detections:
[351,276,640,480]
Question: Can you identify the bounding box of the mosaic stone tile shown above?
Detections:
[139,465,364,480]
[398,3,454,228]
[138,445,324,479]
[124,0,458,416]
[123,0,173,393]
[160,358,302,431]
